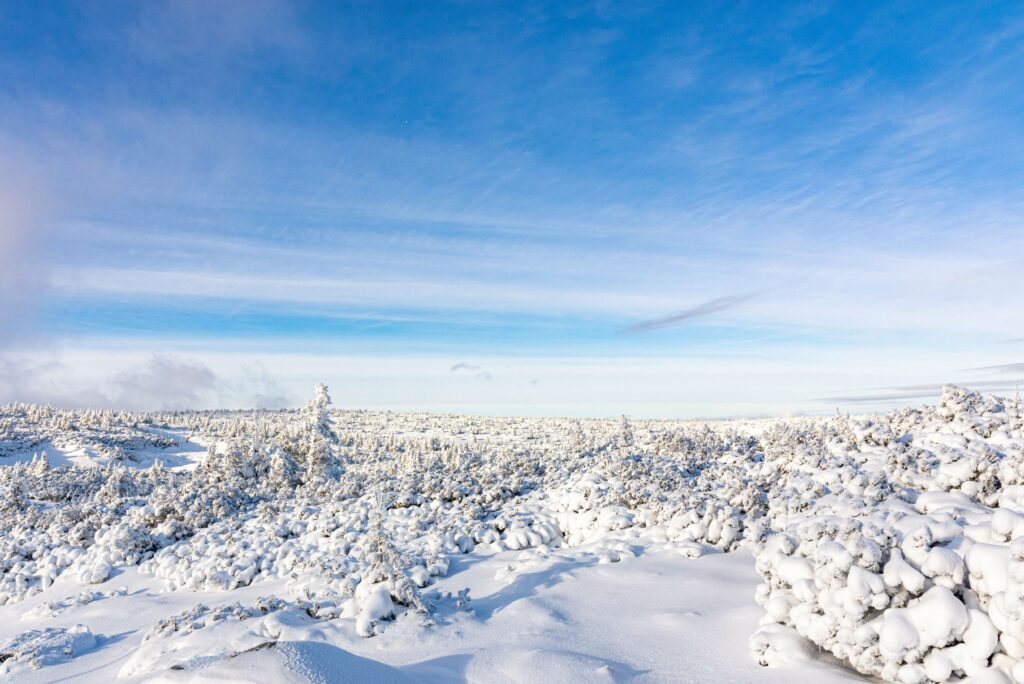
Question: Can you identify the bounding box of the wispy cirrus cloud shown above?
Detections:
[100,0,305,65]
[969,362,1024,375]
[820,379,1024,406]
[1,2,1023,416]
[622,293,760,333]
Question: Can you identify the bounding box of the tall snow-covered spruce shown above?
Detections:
[302,383,339,481]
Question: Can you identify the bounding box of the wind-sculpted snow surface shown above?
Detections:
[0,384,1022,682]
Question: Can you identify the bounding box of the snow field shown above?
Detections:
[0,384,1022,682]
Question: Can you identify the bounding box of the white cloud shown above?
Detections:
[231,362,293,409]
[0,353,288,412]
[107,354,218,411]
[451,363,493,381]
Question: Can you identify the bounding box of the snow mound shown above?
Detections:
[0,623,97,674]
[119,597,303,678]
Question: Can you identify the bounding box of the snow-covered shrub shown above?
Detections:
[3,383,1024,679]
[751,386,1024,682]
[0,624,97,674]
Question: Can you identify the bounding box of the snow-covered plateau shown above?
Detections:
[1,384,1023,683]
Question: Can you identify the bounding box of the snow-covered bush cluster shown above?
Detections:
[2,383,1024,681]
[751,386,1024,682]
[0,403,176,460]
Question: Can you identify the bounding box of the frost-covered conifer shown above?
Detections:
[1,480,28,513]
[267,445,300,490]
[30,451,49,476]
[300,384,338,480]
[619,414,634,449]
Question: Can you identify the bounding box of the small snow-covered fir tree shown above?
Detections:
[267,445,301,489]
[307,383,334,442]
[0,480,28,513]
[619,414,634,448]
[147,459,166,487]
[349,489,426,636]
[30,451,49,476]
[95,463,133,507]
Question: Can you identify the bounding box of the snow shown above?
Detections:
[1,384,1023,682]
[0,550,843,683]
[0,624,97,674]
[146,640,420,683]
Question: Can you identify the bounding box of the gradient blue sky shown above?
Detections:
[1,1,1023,416]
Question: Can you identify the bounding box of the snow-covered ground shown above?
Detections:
[0,548,853,684]
[0,385,1022,683]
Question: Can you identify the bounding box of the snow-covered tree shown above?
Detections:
[302,383,338,480]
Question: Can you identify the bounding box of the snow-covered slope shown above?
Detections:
[0,384,1021,683]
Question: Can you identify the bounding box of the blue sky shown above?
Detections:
[1,1,1023,416]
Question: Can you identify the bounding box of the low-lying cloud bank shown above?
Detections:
[0,353,294,411]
